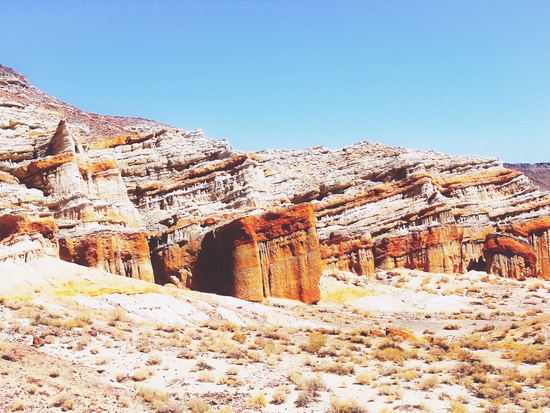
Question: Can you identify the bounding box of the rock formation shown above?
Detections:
[1,63,550,304]
[192,204,322,303]
[505,162,550,192]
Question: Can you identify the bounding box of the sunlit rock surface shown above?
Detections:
[2,63,550,304]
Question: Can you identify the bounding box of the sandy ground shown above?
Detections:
[1,258,550,412]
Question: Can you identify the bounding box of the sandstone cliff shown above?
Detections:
[1,64,550,304]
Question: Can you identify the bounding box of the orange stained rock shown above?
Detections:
[483,233,537,269]
[374,225,465,273]
[506,217,550,238]
[59,232,154,282]
[0,213,58,242]
[192,204,323,304]
[91,129,167,149]
[77,158,118,175]
[11,152,76,181]
[320,235,374,276]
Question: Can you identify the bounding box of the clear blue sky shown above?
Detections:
[1,0,549,162]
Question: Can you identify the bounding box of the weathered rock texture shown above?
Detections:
[505,163,550,193]
[2,64,550,304]
[193,204,322,303]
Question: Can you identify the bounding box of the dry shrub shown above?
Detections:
[232,331,246,344]
[354,373,372,385]
[146,354,163,366]
[315,360,355,375]
[133,367,155,381]
[117,396,131,408]
[176,349,195,359]
[51,392,76,411]
[198,371,216,382]
[10,400,25,411]
[95,356,110,365]
[226,366,239,376]
[271,386,291,405]
[418,375,439,391]
[294,391,317,408]
[307,331,328,354]
[372,340,412,363]
[377,385,404,399]
[449,400,468,413]
[244,394,266,409]
[330,396,369,413]
[288,369,304,388]
[187,398,212,413]
[192,359,214,371]
[460,333,489,350]
[138,387,169,404]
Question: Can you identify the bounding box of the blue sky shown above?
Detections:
[1,0,549,162]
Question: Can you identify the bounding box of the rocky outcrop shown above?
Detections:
[505,163,550,192]
[192,204,322,303]
[2,63,550,303]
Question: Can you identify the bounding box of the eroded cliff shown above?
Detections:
[2,64,550,304]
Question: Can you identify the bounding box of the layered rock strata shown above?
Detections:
[192,204,322,303]
[2,64,550,305]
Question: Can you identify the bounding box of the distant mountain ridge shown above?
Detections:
[505,163,550,192]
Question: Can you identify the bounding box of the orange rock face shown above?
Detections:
[483,233,537,280]
[192,204,323,303]
[320,235,374,277]
[59,232,154,282]
[0,213,58,243]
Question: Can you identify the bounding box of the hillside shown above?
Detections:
[2,64,550,307]
[505,163,550,193]
[2,64,550,412]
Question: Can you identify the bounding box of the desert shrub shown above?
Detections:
[354,373,372,385]
[177,349,195,359]
[460,333,488,350]
[187,398,212,413]
[117,396,131,408]
[304,375,327,392]
[307,332,328,354]
[107,308,131,326]
[95,356,110,365]
[147,354,163,366]
[197,371,216,382]
[449,400,468,413]
[418,375,439,390]
[51,392,75,411]
[288,370,304,388]
[244,394,266,409]
[232,331,246,344]
[315,360,355,375]
[10,400,25,411]
[271,386,291,404]
[133,367,155,381]
[372,340,412,363]
[138,387,169,404]
[226,366,239,376]
[294,391,316,407]
[193,359,214,371]
[330,397,369,413]
[377,385,404,399]
[246,350,263,363]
